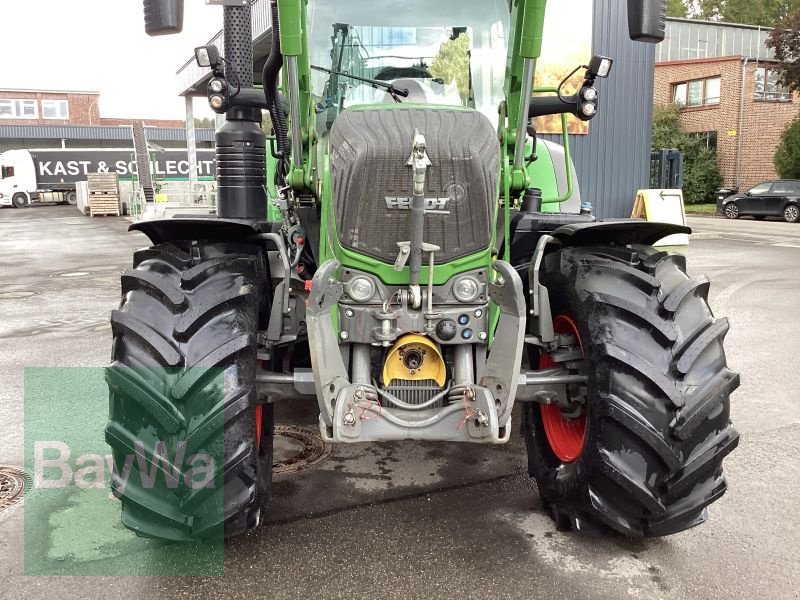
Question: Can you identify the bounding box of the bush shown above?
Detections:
[651,105,724,204]
[775,117,800,180]
[682,139,722,204]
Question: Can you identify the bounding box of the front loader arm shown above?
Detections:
[504,0,547,194]
[278,0,315,193]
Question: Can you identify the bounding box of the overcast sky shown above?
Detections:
[5,1,222,120]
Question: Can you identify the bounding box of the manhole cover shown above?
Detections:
[0,467,27,512]
[272,426,331,475]
[0,291,37,300]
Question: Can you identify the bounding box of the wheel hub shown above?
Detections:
[540,315,587,463]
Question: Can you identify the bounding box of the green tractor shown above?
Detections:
[107,0,739,540]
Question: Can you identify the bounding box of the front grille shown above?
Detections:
[385,379,445,408]
[329,107,499,264]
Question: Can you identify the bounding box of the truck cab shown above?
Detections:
[0,150,36,207]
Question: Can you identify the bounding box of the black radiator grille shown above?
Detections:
[329,107,499,264]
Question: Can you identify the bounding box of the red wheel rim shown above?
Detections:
[255,404,263,452]
[540,315,586,463]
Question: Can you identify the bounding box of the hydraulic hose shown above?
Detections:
[263,0,290,185]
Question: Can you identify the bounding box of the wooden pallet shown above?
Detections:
[87,173,120,195]
[90,194,121,217]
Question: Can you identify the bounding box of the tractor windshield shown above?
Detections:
[308,0,509,132]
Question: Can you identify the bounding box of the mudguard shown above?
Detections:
[551,220,691,247]
[130,217,272,245]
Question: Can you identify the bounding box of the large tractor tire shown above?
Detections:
[523,244,739,537]
[106,241,272,541]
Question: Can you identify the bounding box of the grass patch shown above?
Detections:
[684,203,718,215]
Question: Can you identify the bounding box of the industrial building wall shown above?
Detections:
[541,0,656,219]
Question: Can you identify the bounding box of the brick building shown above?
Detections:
[0,88,213,153]
[0,89,185,128]
[655,19,800,193]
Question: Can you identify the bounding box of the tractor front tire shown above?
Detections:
[523,244,739,537]
[106,241,272,541]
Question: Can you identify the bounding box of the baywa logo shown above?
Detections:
[385,196,451,214]
[33,440,216,497]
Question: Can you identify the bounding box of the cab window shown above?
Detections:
[0,166,14,179]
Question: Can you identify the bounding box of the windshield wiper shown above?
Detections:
[311,65,410,103]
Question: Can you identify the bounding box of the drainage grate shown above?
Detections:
[0,467,27,512]
[272,426,331,475]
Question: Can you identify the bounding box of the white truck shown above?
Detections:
[0,148,216,208]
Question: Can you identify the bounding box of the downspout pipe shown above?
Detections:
[736,58,748,190]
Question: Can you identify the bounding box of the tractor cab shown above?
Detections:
[308,0,509,132]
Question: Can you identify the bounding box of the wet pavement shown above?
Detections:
[0,206,798,599]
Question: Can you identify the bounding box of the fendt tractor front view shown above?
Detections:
[105,0,739,541]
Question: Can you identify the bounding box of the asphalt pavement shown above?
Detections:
[0,206,798,599]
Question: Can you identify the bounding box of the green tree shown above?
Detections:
[766,9,800,94]
[652,105,723,203]
[697,0,800,25]
[667,0,691,17]
[774,116,800,178]
[194,117,215,128]
[429,34,470,100]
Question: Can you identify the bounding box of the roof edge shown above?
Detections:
[656,56,745,67]
[666,17,774,32]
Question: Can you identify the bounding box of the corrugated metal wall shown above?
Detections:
[540,0,656,219]
[656,18,773,62]
[0,125,215,143]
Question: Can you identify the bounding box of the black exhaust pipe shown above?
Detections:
[215,2,267,220]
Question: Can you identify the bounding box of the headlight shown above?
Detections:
[453,276,480,303]
[346,276,375,302]
[209,95,225,110]
[209,79,225,93]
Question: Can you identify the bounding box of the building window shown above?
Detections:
[0,98,38,119]
[689,131,718,151]
[672,83,687,105]
[42,99,69,119]
[754,67,791,102]
[673,76,721,107]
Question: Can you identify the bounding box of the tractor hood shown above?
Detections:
[329,106,499,265]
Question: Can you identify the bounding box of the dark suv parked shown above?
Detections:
[721,180,800,223]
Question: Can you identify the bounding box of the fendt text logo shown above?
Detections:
[385,196,450,214]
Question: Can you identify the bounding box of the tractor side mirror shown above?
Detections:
[627,0,666,43]
[144,0,185,36]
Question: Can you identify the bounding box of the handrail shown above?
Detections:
[531,86,574,204]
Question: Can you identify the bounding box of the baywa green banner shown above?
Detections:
[24,367,226,576]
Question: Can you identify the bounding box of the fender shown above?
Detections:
[130,216,274,245]
[525,219,692,350]
[551,220,691,247]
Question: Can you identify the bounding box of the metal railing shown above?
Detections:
[129,181,217,221]
[176,0,272,96]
